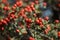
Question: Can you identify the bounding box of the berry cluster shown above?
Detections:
[0,0,60,40]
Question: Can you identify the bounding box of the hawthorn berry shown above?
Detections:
[38,18,42,22]
[44,29,48,34]
[43,2,47,6]
[28,18,32,23]
[16,1,23,7]
[55,20,59,23]
[3,6,8,10]
[16,29,20,33]
[44,16,49,21]
[46,24,51,31]
[35,1,39,4]
[5,17,10,22]
[2,27,4,31]
[1,19,7,25]
[29,37,35,40]
[58,31,60,37]
[14,4,17,7]
[36,19,40,24]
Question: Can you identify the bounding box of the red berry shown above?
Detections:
[29,37,35,40]
[24,8,28,12]
[28,9,32,12]
[3,6,10,10]
[3,6,7,10]
[12,6,16,10]
[16,2,20,6]
[32,7,35,11]
[14,4,17,7]
[11,14,15,19]
[26,23,31,28]
[58,31,60,37]
[25,18,29,22]
[55,20,59,23]
[1,19,7,25]
[28,18,32,23]
[16,29,20,33]
[46,24,51,31]
[30,4,34,8]
[39,22,43,25]
[44,16,49,21]
[36,19,40,24]
[35,1,39,4]
[38,18,42,22]
[21,9,25,12]
[43,2,47,6]
[2,27,4,31]
[44,29,48,34]
[33,13,36,17]
[26,6,32,12]
[16,1,22,7]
